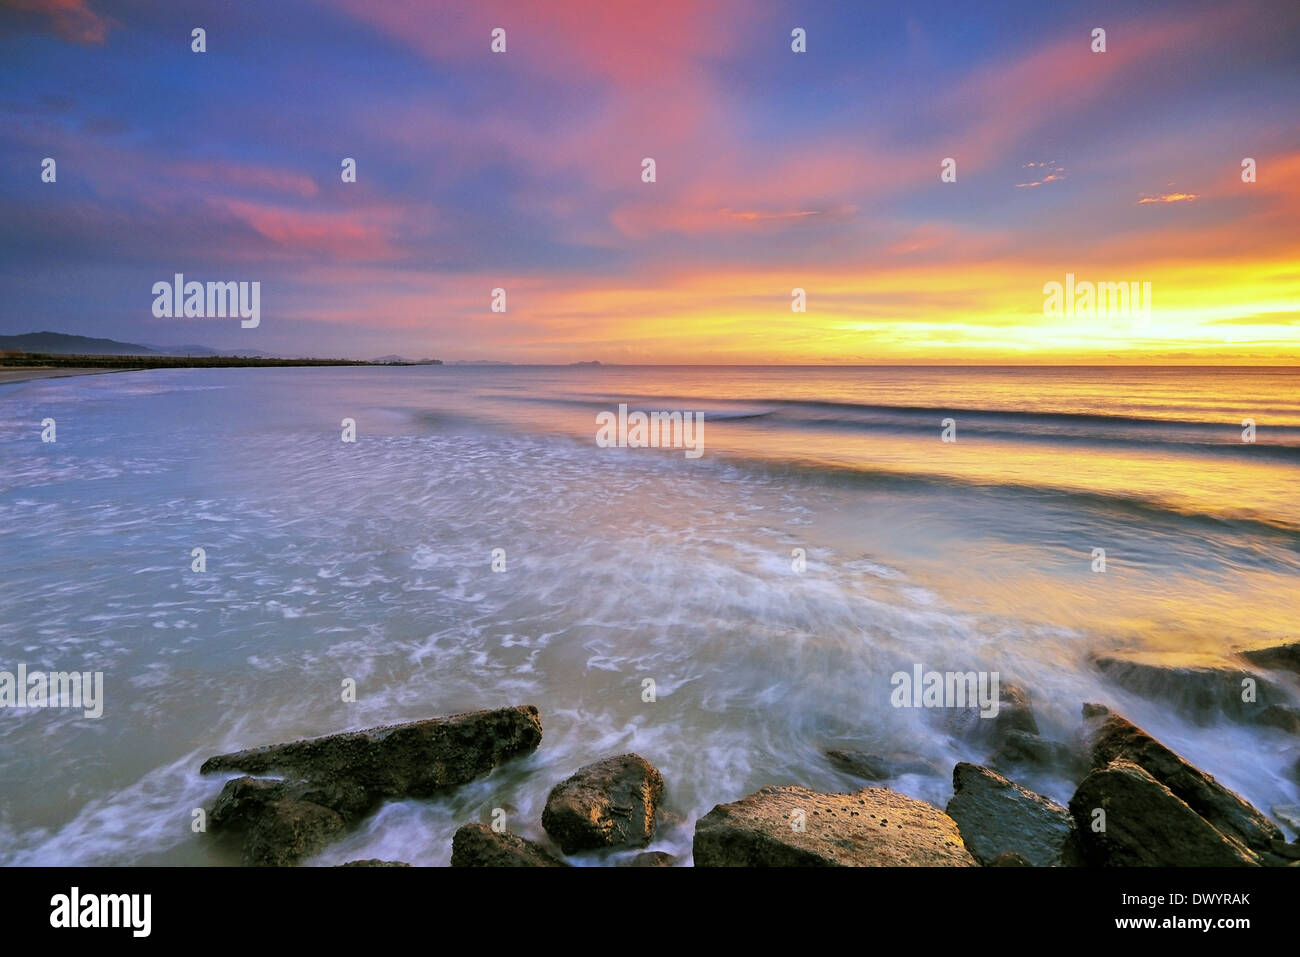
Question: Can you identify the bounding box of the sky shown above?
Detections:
[1,0,1298,363]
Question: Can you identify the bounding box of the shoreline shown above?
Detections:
[0,354,442,384]
[0,367,129,385]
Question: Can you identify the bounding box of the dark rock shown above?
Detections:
[945,763,1076,866]
[210,775,291,829]
[625,851,677,867]
[203,706,543,866]
[1081,702,1111,719]
[541,753,663,853]
[990,729,1082,776]
[994,684,1040,739]
[338,859,412,867]
[824,749,942,781]
[211,774,377,827]
[202,706,544,800]
[1069,760,1260,866]
[1087,712,1281,852]
[1268,839,1300,862]
[242,799,346,867]
[1255,704,1300,734]
[989,851,1030,866]
[450,823,568,867]
[693,784,976,867]
[1240,642,1300,675]
[1094,653,1287,725]
[934,681,1038,747]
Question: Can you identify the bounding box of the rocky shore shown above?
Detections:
[198,641,1300,866]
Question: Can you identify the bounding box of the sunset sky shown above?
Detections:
[2,0,1298,363]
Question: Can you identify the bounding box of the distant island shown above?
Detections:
[370,354,443,365]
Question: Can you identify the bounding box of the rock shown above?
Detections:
[945,763,1076,866]
[934,682,1038,747]
[1093,653,1287,725]
[450,823,568,867]
[994,684,1040,739]
[242,799,346,867]
[1068,759,1260,866]
[201,706,544,800]
[693,784,976,867]
[1082,702,1110,719]
[824,749,942,782]
[1240,642,1300,675]
[203,706,543,866]
[541,753,663,853]
[990,729,1082,776]
[625,851,677,867]
[338,859,411,867]
[989,851,1030,866]
[1087,712,1282,852]
[210,775,292,828]
[1256,704,1300,734]
[1268,839,1300,862]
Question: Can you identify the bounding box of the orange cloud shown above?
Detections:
[1137,192,1198,204]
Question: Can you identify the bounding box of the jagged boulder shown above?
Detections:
[1086,711,1281,852]
[202,706,543,798]
[541,753,663,853]
[824,749,942,782]
[202,706,543,865]
[693,784,976,866]
[1069,760,1260,866]
[625,851,677,867]
[1240,642,1300,676]
[241,798,347,868]
[338,859,411,867]
[450,823,568,867]
[945,763,1076,866]
[1094,653,1288,725]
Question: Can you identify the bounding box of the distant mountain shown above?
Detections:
[0,331,162,355]
[0,331,280,358]
[2,331,436,363]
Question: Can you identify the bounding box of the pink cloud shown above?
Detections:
[211,198,397,261]
[324,0,741,88]
[6,0,111,44]
[937,6,1245,173]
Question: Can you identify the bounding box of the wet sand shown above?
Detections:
[0,367,125,384]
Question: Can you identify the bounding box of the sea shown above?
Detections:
[1,365,1297,864]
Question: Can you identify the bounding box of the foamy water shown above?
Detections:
[1,366,1297,864]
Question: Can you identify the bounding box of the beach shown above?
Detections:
[0,364,1297,865]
